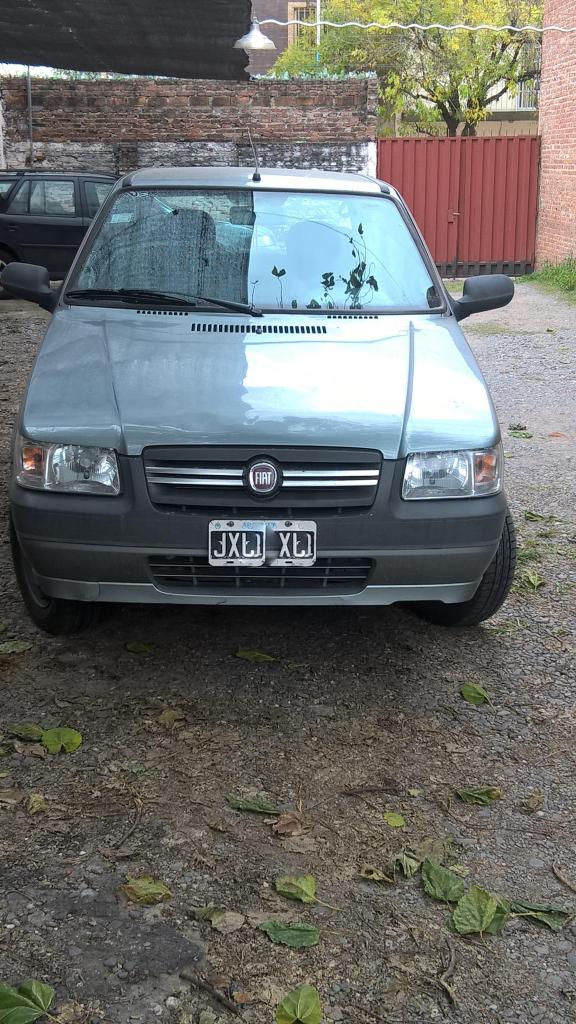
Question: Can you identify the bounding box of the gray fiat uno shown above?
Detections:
[1,166,516,634]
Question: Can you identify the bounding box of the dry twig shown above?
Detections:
[180,968,243,1017]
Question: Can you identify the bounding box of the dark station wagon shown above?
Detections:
[0,170,116,284]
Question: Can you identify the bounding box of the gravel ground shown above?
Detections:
[0,282,575,1024]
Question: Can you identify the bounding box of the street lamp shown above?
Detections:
[234,17,276,52]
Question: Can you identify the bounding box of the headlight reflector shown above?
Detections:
[16,438,120,495]
[402,446,501,500]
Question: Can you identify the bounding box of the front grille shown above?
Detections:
[143,446,382,512]
[149,556,374,593]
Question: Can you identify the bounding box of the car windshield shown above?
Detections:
[72,187,438,312]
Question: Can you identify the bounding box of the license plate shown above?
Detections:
[208,519,317,567]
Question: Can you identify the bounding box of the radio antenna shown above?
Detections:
[247,128,261,183]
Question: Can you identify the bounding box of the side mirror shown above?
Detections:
[452,274,514,322]
[0,262,59,312]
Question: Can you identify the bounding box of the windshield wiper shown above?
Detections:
[191,294,263,317]
[64,288,197,307]
[65,288,263,316]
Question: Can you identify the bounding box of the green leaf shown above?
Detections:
[276,984,322,1024]
[421,860,465,902]
[120,875,172,905]
[452,886,499,935]
[0,743,15,759]
[275,874,316,904]
[524,510,548,521]
[366,275,378,291]
[460,683,492,706]
[272,265,287,278]
[0,641,33,654]
[259,920,320,948]
[509,898,572,931]
[456,786,502,805]
[6,723,44,741]
[227,793,280,814]
[394,852,421,878]
[235,647,276,663]
[509,430,533,439]
[0,979,55,1023]
[357,223,364,235]
[407,788,421,798]
[383,811,405,828]
[41,727,82,754]
[125,641,153,654]
[358,864,394,884]
[525,569,546,590]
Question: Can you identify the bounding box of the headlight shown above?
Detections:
[402,446,501,500]
[16,438,120,495]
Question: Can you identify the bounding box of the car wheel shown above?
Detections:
[413,510,517,627]
[0,247,17,300]
[10,518,102,635]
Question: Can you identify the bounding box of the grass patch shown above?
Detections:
[521,258,576,301]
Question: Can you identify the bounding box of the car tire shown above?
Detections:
[0,247,16,300]
[10,519,102,635]
[413,509,517,627]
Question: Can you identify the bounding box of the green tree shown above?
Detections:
[272,0,542,136]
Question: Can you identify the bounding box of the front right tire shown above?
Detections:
[10,519,102,635]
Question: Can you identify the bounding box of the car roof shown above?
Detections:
[0,170,116,179]
[120,166,390,195]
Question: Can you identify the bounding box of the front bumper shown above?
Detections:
[10,455,507,606]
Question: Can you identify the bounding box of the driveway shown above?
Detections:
[0,283,575,1024]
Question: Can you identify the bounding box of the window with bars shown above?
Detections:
[287,2,316,44]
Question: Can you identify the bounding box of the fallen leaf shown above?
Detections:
[0,640,33,654]
[158,708,184,729]
[125,641,153,654]
[460,683,493,706]
[548,431,567,439]
[359,864,394,884]
[524,789,544,813]
[383,811,405,828]
[509,430,533,439]
[259,920,320,948]
[0,788,25,806]
[456,786,502,806]
[232,990,254,1005]
[276,984,322,1024]
[272,811,306,837]
[395,852,421,878]
[26,793,47,815]
[275,874,316,904]
[407,787,421,797]
[524,511,549,522]
[6,722,44,741]
[235,647,276,663]
[524,569,546,590]
[0,979,55,1022]
[42,727,82,754]
[227,793,280,814]
[211,910,246,934]
[13,740,47,759]
[120,875,172,905]
[0,771,10,779]
[452,886,499,935]
[421,860,465,902]
[450,864,470,878]
[0,743,15,758]
[509,898,571,931]
[281,835,319,854]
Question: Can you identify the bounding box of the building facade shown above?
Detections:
[537,0,576,263]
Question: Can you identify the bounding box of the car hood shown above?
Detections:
[21,307,499,458]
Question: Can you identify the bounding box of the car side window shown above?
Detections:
[29,180,77,216]
[0,179,15,199]
[84,181,113,218]
[5,181,31,214]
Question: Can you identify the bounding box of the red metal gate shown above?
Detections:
[377,136,540,276]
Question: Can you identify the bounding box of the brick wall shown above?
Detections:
[536,0,576,264]
[0,76,378,176]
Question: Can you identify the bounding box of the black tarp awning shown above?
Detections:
[0,0,251,79]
